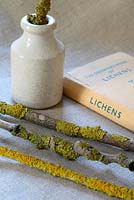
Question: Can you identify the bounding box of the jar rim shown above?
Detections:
[21,15,56,34]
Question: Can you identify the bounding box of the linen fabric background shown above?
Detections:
[0,1,134,200]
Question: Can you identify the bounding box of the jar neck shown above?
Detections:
[20,15,57,45]
[22,28,55,39]
[20,29,56,49]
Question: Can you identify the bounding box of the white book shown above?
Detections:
[63,52,134,131]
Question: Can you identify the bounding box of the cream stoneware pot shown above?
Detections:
[11,15,64,109]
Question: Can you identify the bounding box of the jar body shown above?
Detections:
[11,15,64,109]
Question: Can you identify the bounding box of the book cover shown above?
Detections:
[63,52,134,131]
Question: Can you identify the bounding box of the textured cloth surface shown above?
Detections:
[0,0,134,200]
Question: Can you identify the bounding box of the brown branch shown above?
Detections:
[0,102,134,151]
[0,119,133,171]
[20,111,134,151]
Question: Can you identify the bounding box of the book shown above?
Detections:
[63,52,134,131]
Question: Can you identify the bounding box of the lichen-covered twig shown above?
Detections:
[0,102,134,151]
[27,0,51,25]
[0,119,133,171]
[0,146,133,199]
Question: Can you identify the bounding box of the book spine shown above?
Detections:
[63,77,134,132]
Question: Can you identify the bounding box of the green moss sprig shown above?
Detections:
[27,0,51,25]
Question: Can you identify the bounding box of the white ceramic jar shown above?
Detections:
[11,15,64,109]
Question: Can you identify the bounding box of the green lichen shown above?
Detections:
[77,141,89,149]
[28,0,51,25]
[56,121,79,137]
[12,125,78,160]
[80,126,106,141]
[0,102,30,119]
[12,126,46,149]
[29,133,45,149]
[77,142,103,161]
[41,136,51,148]
[118,153,128,167]
[56,122,106,141]
[87,148,103,161]
[52,137,78,160]
[111,134,128,143]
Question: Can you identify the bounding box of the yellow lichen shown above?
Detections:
[13,126,49,149]
[111,134,128,142]
[56,121,79,137]
[86,178,134,199]
[80,126,106,141]
[0,146,133,199]
[0,102,30,119]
